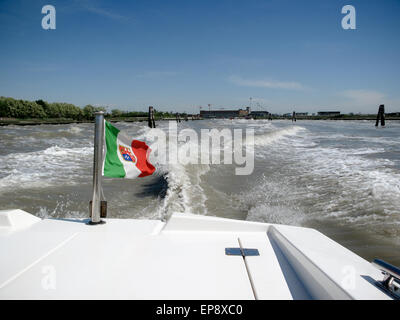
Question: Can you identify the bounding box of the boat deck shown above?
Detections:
[0,210,391,299]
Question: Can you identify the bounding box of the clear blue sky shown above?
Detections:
[0,0,399,114]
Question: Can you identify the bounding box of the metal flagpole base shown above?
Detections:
[89,111,106,225]
[86,220,106,226]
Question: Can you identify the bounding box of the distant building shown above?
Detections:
[317,111,341,116]
[250,110,270,118]
[200,107,250,119]
[296,112,308,116]
[387,112,400,117]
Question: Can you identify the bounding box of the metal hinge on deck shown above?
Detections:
[372,259,400,299]
[225,248,260,257]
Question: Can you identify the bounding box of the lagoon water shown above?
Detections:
[1,119,399,265]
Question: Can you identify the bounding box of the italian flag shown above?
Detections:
[103,121,155,179]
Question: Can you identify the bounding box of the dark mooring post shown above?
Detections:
[148,106,156,128]
[292,111,296,122]
[375,104,385,127]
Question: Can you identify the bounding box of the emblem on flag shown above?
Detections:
[119,145,137,164]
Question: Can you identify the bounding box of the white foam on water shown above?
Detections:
[252,125,307,146]
[233,120,400,239]
[132,123,211,218]
[36,203,87,220]
[240,173,306,226]
[263,129,400,236]
[64,125,84,135]
[0,145,93,191]
[143,122,310,220]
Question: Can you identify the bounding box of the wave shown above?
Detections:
[276,141,400,235]
[252,125,307,146]
[136,124,211,218]
[140,123,308,219]
[240,173,306,226]
[0,145,93,191]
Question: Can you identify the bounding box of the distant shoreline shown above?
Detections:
[0,117,184,126]
[1,116,399,126]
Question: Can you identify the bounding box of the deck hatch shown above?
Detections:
[225,248,260,257]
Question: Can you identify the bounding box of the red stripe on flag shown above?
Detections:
[131,140,156,178]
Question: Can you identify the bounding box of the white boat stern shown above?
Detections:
[0,210,393,300]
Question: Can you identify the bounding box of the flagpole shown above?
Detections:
[89,111,105,225]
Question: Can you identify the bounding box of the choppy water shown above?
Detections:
[1,120,399,265]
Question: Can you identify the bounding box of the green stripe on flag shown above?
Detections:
[103,121,126,178]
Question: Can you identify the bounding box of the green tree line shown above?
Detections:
[0,96,106,120]
[0,96,185,121]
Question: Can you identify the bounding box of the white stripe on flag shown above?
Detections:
[116,132,141,178]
